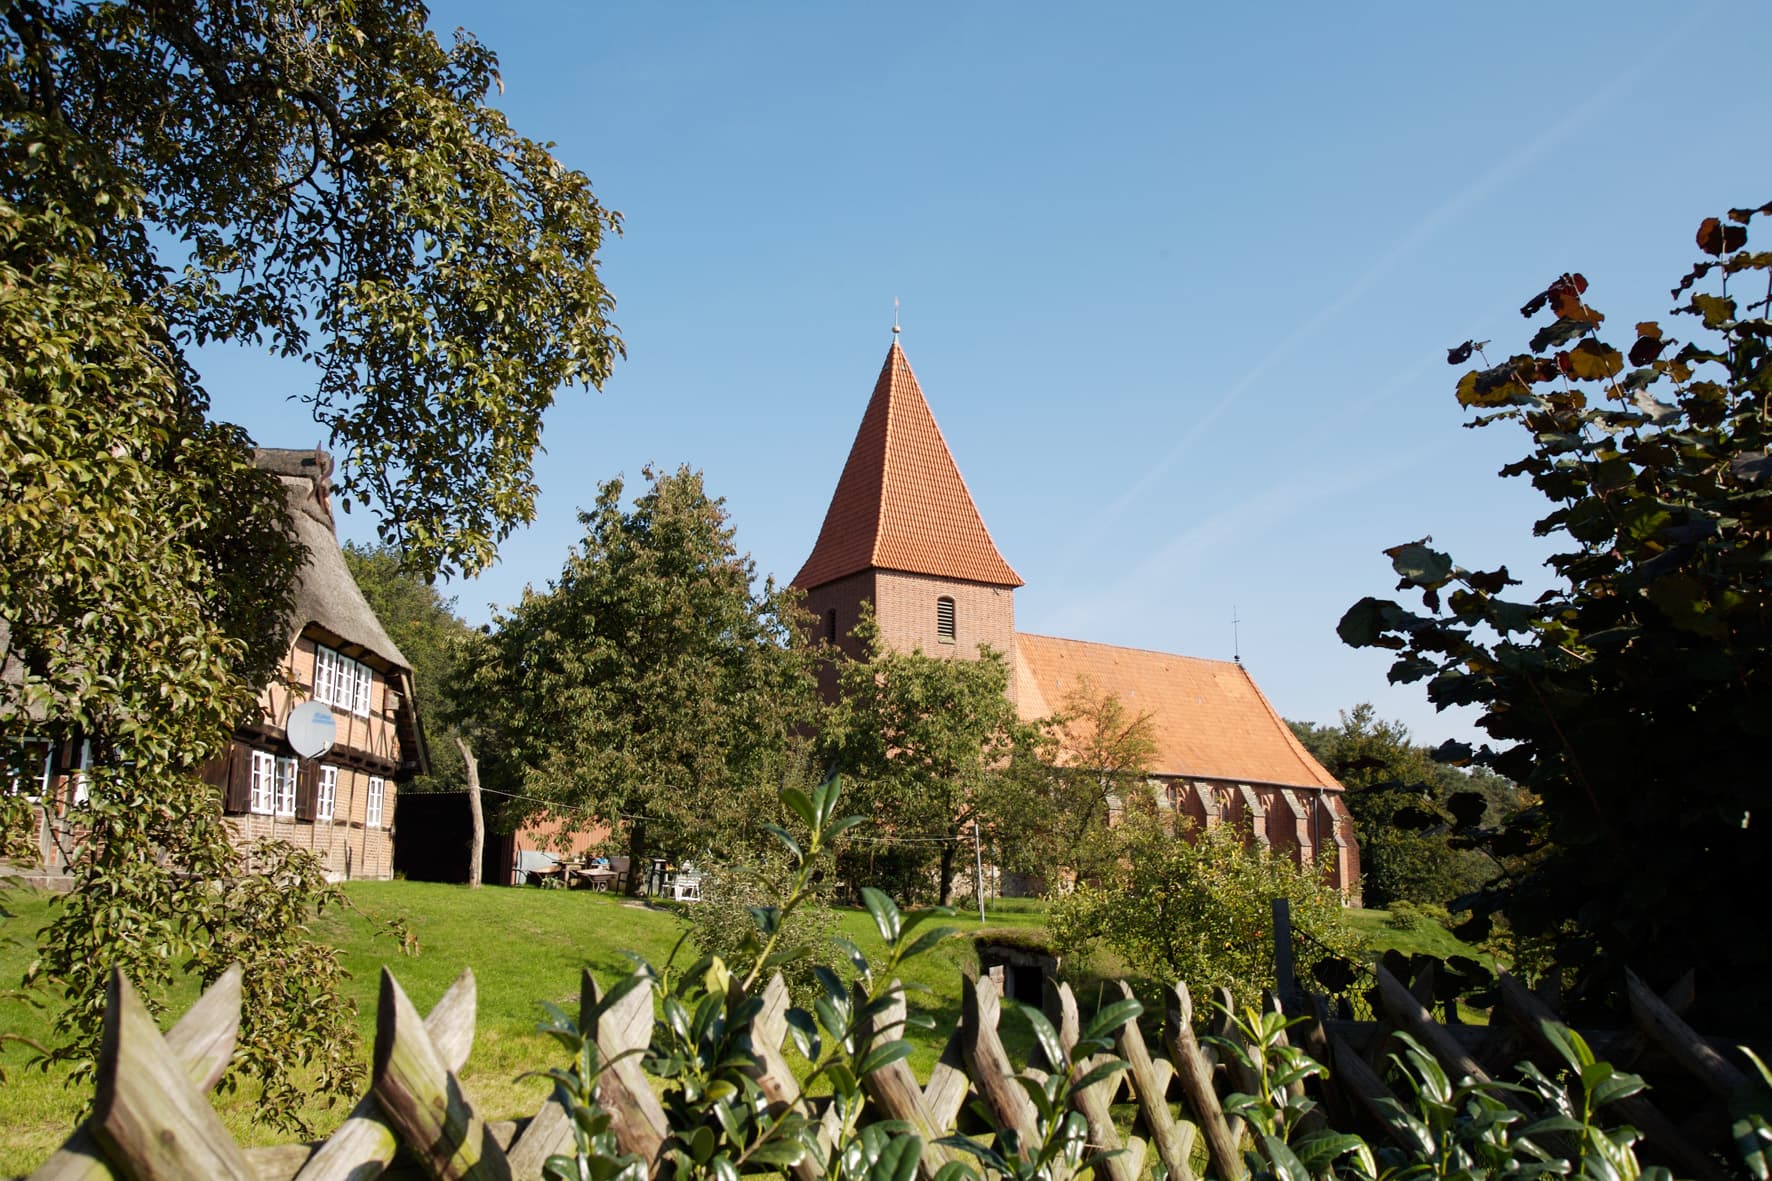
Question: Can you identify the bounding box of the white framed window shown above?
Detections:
[6,738,53,799]
[274,757,298,817]
[249,751,276,815]
[70,739,91,805]
[314,647,374,717]
[316,765,338,822]
[366,775,385,828]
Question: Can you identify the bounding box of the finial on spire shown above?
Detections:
[1233,604,1242,664]
[892,296,901,338]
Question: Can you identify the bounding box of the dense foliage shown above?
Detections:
[0,0,620,1121]
[1338,201,1772,1033]
[1050,802,1361,1001]
[540,783,1737,1181]
[454,466,817,888]
[980,677,1158,893]
[1289,706,1523,909]
[817,608,1028,905]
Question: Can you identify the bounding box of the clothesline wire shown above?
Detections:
[430,786,970,845]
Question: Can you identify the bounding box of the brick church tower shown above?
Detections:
[793,341,1021,693]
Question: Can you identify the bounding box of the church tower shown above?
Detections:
[793,342,1022,691]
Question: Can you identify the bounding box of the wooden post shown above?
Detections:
[31,966,244,1181]
[89,970,256,1181]
[371,968,512,1180]
[457,737,484,888]
[1165,982,1246,1181]
[1113,981,1196,1181]
[960,972,1042,1155]
[584,971,669,1162]
[854,981,964,1180]
[1271,898,1299,1012]
[1053,983,1144,1181]
[1625,968,1748,1100]
[297,969,479,1180]
[736,973,828,1181]
[1497,973,1729,1181]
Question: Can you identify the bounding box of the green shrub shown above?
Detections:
[1049,815,1362,1000]
[688,853,838,1007]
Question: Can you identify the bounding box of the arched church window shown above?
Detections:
[936,596,956,643]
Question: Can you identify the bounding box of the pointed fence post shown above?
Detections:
[372,968,512,1181]
[1054,982,1144,1181]
[297,968,478,1180]
[1165,981,1246,1181]
[89,970,256,1181]
[1112,981,1196,1181]
[31,966,244,1181]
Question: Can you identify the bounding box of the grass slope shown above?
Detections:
[0,882,1478,1175]
[0,883,1040,1175]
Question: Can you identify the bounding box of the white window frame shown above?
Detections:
[249,751,276,815]
[314,647,374,718]
[316,765,338,822]
[70,739,91,805]
[7,738,53,799]
[274,757,298,817]
[366,775,385,828]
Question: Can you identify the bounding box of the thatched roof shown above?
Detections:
[254,448,409,672]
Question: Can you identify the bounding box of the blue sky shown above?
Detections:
[202,1,1769,746]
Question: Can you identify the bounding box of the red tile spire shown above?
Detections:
[794,343,1023,590]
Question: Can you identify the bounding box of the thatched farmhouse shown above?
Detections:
[197,448,427,880]
[795,342,1360,897]
[8,448,425,884]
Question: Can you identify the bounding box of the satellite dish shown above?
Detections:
[287,700,337,760]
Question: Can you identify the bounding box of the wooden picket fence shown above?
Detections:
[17,954,1753,1181]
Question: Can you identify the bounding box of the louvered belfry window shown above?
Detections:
[936,596,956,643]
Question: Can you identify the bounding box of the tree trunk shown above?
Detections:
[625,819,648,898]
[456,737,483,889]
[938,835,957,906]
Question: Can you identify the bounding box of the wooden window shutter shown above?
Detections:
[197,752,231,792]
[223,745,251,813]
[295,760,319,822]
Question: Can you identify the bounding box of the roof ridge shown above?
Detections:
[1016,631,1243,668]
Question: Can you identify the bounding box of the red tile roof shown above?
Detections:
[1014,633,1342,791]
[794,343,1023,590]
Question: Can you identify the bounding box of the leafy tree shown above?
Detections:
[1337,200,1772,1032]
[817,607,1028,906]
[342,542,477,793]
[1049,801,1362,1002]
[453,466,817,891]
[980,677,1157,893]
[0,0,620,1119]
[1288,706,1521,909]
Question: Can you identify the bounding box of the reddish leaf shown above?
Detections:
[1696,217,1747,256]
[1627,335,1668,366]
[1447,340,1476,365]
[1635,321,1662,340]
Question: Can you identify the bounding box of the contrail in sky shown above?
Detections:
[1085,54,1662,542]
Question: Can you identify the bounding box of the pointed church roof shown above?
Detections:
[794,343,1023,590]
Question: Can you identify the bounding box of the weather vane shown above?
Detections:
[892,296,901,337]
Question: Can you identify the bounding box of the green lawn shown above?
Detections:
[0,883,1041,1175]
[0,882,1479,1176]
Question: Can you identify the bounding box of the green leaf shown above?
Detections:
[1014,1001,1066,1072]
[860,887,902,946]
[760,824,802,860]
[781,787,817,829]
[1080,997,1143,1045]
[866,1134,924,1181]
[857,1039,914,1077]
